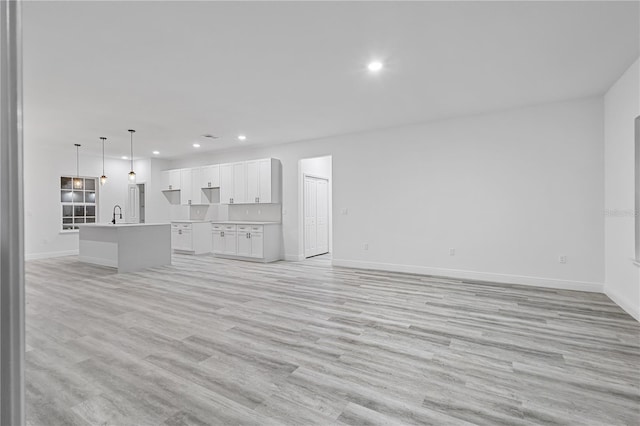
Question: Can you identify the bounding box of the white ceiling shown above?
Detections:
[23,1,639,159]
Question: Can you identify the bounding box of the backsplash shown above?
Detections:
[228,204,282,222]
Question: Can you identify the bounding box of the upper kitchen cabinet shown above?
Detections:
[246,158,280,204]
[201,165,220,189]
[220,163,234,204]
[160,169,181,191]
[219,158,281,205]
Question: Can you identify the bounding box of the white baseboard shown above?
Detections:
[285,253,305,261]
[331,259,604,293]
[26,250,79,261]
[604,288,640,321]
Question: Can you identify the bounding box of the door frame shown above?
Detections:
[303,173,330,258]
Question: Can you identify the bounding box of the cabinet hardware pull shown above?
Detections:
[169,185,172,189]
[221,231,224,237]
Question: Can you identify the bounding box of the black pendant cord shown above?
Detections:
[128,129,135,171]
[102,138,105,175]
[74,143,81,179]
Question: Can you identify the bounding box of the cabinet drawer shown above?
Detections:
[249,225,263,233]
[223,224,236,231]
[237,225,251,232]
[212,224,224,231]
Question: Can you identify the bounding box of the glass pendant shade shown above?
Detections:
[100,175,107,185]
[128,170,136,181]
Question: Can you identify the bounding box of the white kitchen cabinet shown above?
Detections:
[220,158,281,205]
[232,162,247,204]
[236,226,252,257]
[180,169,193,205]
[220,163,234,204]
[212,224,238,255]
[169,169,181,190]
[171,222,211,254]
[211,222,281,262]
[161,169,182,191]
[250,229,264,258]
[202,165,220,189]
[246,158,280,203]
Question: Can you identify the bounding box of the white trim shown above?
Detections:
[605,288,640,321]
[331,259,604,293]
[285,253,305,261]
[25,250,79,261]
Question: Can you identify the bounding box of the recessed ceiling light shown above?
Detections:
[121,156,128,160]
[237,135,247,141]
[193,143,201,148]
[152,151,160,155]
[367,61,383,72]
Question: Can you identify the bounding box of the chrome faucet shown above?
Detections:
[112,205,122,224]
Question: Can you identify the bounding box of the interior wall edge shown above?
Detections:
[332,259,604,294]
[604,287,640,321]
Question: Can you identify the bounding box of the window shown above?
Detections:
[60,176,97,231]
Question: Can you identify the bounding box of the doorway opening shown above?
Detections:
[300,156,332,259]
[126,183,146,223]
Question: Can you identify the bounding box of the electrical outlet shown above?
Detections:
[341,208,348,215]
[559,255,567,264]
[449,248,456,256]
[364,243,369,251]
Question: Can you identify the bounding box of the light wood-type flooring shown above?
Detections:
[25,254,639,425]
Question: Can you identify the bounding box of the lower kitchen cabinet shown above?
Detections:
[211,222,282,262]
[171,221,212,254]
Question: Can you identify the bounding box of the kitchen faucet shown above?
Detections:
[112,205,122,224]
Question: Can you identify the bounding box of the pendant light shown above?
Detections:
[128,129,136,182]
[74,143,82,188]
[99,137,108,185]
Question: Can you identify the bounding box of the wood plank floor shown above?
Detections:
[25,254,639,426]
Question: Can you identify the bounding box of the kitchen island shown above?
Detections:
[78,223,171,272]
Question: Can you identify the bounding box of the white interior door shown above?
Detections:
[125,183,140,223]
[316,179,329,254]
[304,176,329,258]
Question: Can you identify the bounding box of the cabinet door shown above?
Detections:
[258,159,272,203]
[169,169,181,190]
[190,167,204,204]
[161,171,170,190]
[223,231,237,255]
[212,230,224,254]
[246,161,259,204]
[237,231,251,257]
[232,162,247,203]
[180,169,193,205]
[250,232,263,258]
[220,163,234,204]
[202,165,220,188]
[181,229,193,251]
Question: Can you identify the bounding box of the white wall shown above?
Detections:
[604,58,640,320]
[24,143,148,259]
[170,97,605,290]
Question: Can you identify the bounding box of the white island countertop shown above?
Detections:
[79,222,170,228]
